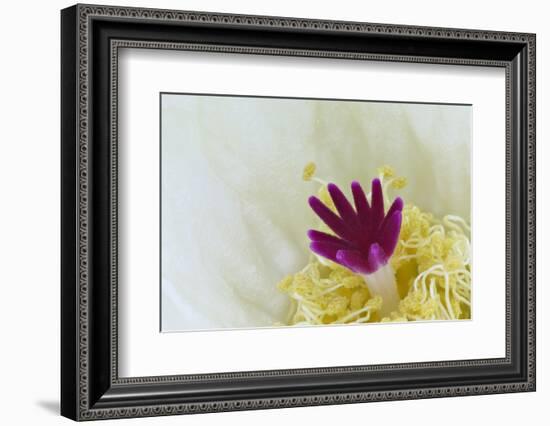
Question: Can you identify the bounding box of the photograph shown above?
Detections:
[57,2,535,421]
[160,93,472,332]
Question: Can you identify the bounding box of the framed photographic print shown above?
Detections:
[60,3,536,421]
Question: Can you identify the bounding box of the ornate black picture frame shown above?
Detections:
[61,3,536,421]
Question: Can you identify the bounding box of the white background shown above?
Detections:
[0,0,547,425]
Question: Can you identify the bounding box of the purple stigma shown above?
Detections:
[307,179,403,275]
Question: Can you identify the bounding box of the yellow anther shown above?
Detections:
[302,162,317,181]
[377,165,395,178]
[325,296,349,315]
[276,275,293,292]
[350,288,369,310]
[391,176,408,189]
[342,276,365,289]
